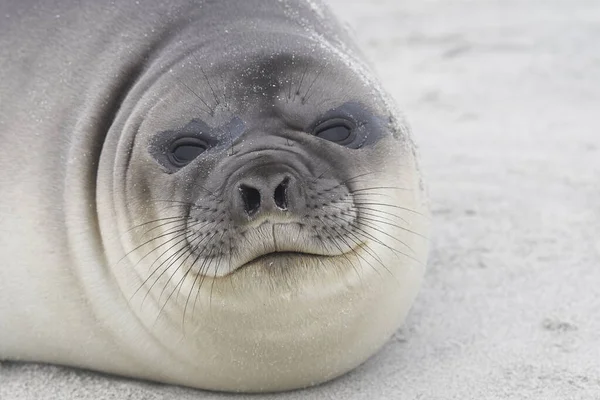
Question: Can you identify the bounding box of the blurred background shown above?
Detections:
[2,0,599,399]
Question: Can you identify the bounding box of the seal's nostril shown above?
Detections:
[239,185,261,216]
[274,177,290,211]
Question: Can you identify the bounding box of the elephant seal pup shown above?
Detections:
[0,0,429,393]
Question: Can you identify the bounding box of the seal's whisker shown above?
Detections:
[334,196,424,218]
[173,74,214,116]
[134,239,191,305]
[136,229,203,304]
[294,64,310,102]
[137,218,191,238]
[315,165,337,180]
[320,213,390,269]
[357,239,401,284]
[352,214,420,253]
[317,171,384,193]
[150,227,219,320]
[226,228,236,290]
[185,248,219,327]
[209,230,229,310]
[332,234,366,284]
[153,203,190,212]
[154,192,217,205]
[189,231,223,318]
[216,70,228,107]
[190,51,221,107]
[131,219,212,298]
[328,201,409,224]
[152,199,199,206]
[349,186,412,193]
[287,74,293,101]
[341,171,383,184]
[351,192,401,203]
[322,208,415,259]
[200,66,220,106]
[302,66,326,104]
[350,204,410,222]
[352,200,428,217]
[313,216,364,279]
[307,173,368,195]
[184,235,218,326]
[157,230,212,303]
[160,232,220,329]
[161,220,204,237]
[126,216,187,232]
[330,217,389,267]
[188,231,224,314]
[350,208,412,231]
[152,241,197,307]
[152,202,213,216]
[175,246,203,303]
[351,220,413,268]
[117,222,193,268]
[331,231,373,281]
[190,255,211,319]
[183,252,203,328]
[347,221,424,265]
[151,253,195,329]
[323,223,391,279]
[354,212,428,241]
[179,264,196,332]
[310,97,335,110]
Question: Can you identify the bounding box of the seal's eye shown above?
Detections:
[168,138,207,167]
[313,118,356,146]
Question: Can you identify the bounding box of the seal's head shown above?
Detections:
[96,30,429,392]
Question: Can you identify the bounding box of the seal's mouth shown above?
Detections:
[183,221,366,277]
[240,251,332,269]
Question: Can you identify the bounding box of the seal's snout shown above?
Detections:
[235,172,297,220]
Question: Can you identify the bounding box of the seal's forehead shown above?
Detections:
[192,49,386,114]
[138,26,395,134]
[140,46,391,137]
[164,22,378,96]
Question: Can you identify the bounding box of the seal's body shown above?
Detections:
[0,0,429,392]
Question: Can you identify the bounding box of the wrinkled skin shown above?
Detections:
[0,0,429,392]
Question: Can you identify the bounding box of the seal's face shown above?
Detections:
[144,99,391,278]
[104,46,428,391]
